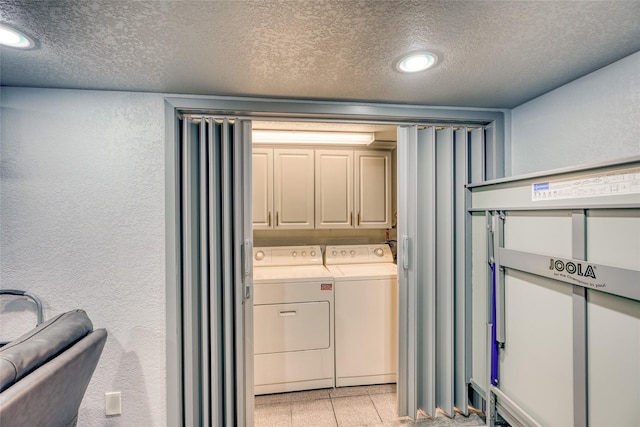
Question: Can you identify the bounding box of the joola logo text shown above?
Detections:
[549,259,596,279]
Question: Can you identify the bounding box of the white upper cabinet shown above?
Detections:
[253,146,391,230]
[315,149,391,229]
[273,149,315,229]
[252,148,274,230]
[355,150,391,228]
[315,150,354,229]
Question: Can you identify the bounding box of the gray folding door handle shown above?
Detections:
[243,240,251,277]
[402,235,409,270]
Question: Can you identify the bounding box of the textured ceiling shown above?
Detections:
[1,0,639,108]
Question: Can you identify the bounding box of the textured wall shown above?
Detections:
[0,88,166,426]
[510,51,640,175]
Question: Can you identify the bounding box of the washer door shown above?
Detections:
[254,301,330,354]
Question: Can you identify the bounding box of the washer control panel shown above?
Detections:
[253,245,322,267]
[324,244,393,265]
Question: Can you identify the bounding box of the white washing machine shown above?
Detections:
[252,245,335,395]
[324,244,398,387]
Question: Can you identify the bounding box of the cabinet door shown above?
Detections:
[274,149,315,229]
[355,150,391,228]
[252,148,274,229]
[315,150,353,229]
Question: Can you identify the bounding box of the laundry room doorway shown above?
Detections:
[165,96,505,426]
[251,120,401,426]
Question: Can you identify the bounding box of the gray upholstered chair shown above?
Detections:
[0,309,107,427]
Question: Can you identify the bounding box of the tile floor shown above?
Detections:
[255,384,486,427]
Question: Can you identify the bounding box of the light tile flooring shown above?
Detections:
[255,384,486,427]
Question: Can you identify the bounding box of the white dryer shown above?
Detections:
[324,244,398,387]
[253,245,335,395]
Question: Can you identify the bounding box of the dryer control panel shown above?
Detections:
[253,245,323,267]
[324,244,393,265]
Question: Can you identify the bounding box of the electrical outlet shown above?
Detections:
[105,392,122,416]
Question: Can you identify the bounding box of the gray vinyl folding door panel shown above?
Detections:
[181,117,202,426]
[454,128,471,416]
[435,127,455,416]
[586,209,640,427]
[416,126,436,418]
[397,125,420,418]
[219,120,234,427]
[178,116,253,427]
[233,120,254,427]
[469,128,485,185]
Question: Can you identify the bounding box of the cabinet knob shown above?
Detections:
[310,251,316,257]
[255,251,265,261]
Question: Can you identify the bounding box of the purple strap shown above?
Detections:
[491,264,499,386]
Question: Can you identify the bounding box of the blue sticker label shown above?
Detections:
[533,182,550,191]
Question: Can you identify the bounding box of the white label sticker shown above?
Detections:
[532,167,640,201]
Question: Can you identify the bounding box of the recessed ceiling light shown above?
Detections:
[0,23,35,49]
[396,51,439,73]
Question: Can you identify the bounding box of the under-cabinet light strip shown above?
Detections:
[252,130,375,145]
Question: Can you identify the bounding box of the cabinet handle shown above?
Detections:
[276,211,279,227]
[350,212,353,226]
[268,211,272,227]
[357,212,361,226]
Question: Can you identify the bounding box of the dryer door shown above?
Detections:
[254,301,330,354]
